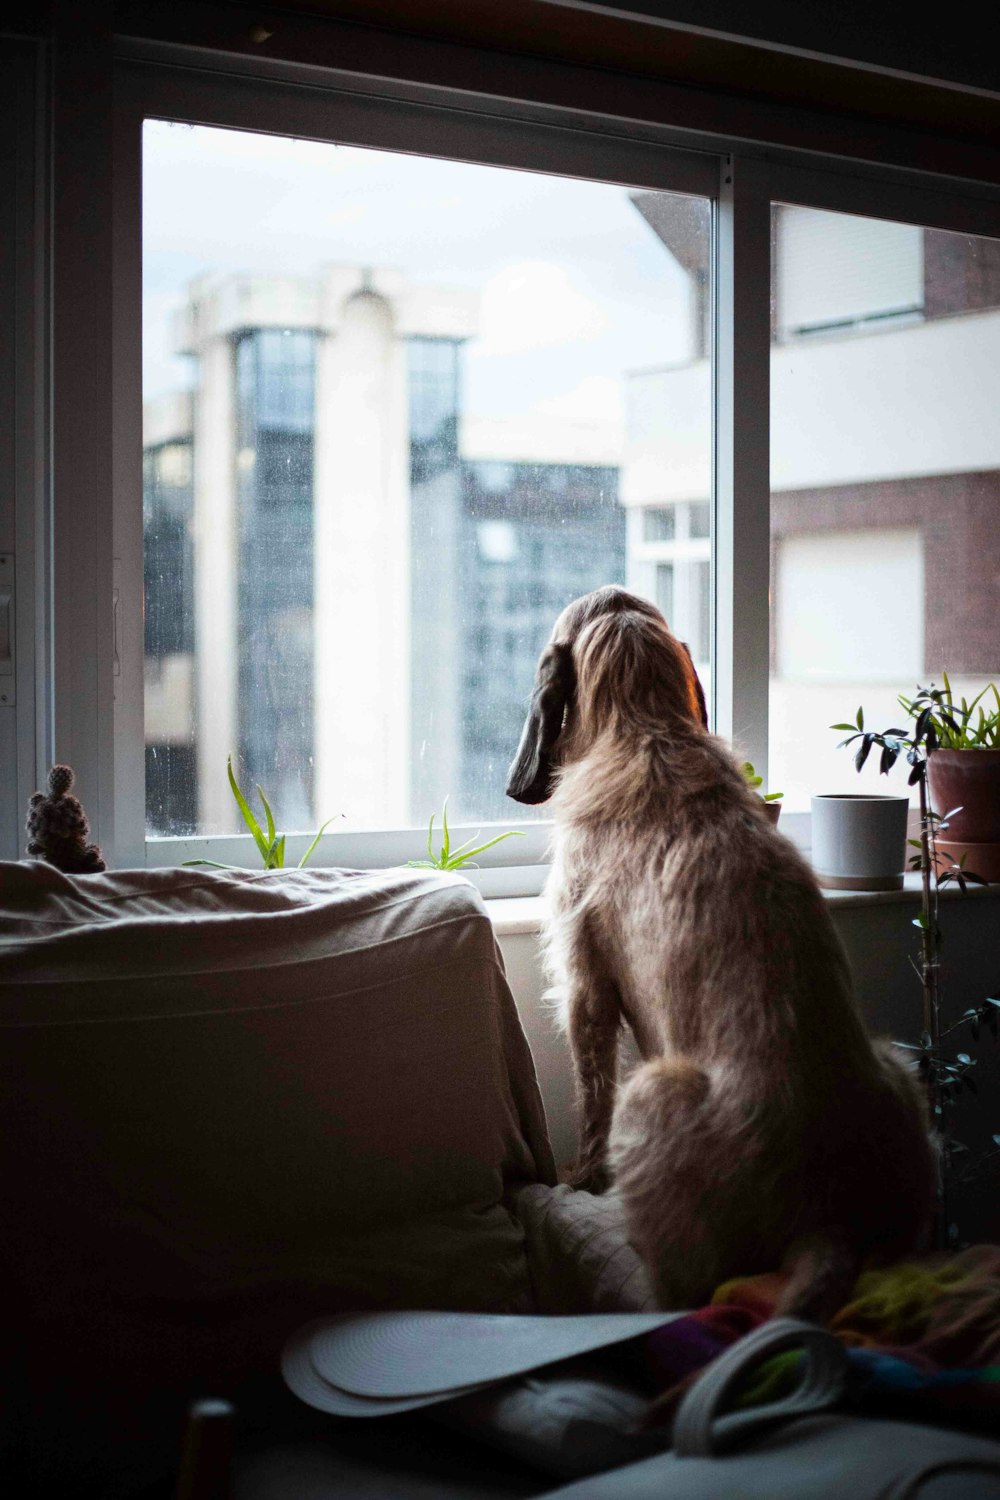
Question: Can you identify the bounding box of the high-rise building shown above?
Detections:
[143,267,625,835]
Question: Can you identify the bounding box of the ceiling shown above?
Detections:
[180,0,1000,146]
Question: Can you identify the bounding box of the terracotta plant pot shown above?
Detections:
[762,800,782,826]
[926,749,1000,842]
[927,748,1000,883]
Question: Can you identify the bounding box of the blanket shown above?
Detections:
[645,1245,1000,1429]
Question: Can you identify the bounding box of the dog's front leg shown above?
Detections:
[566,978,621,1195]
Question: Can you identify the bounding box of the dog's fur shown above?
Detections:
[506,586,936,1314]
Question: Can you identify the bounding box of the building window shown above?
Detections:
[141,120,712,842]
[644,506,676,542]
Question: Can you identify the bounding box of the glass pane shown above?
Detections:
[143,121,712,837]
[655,563,675,621]
[644,505,676,541]
[769,206,1000,810]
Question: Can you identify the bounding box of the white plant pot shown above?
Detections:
[811,794,910,892]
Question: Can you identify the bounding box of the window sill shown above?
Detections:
[485,873,999,936]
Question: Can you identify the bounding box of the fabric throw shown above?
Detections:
[645,1245,1000,1430]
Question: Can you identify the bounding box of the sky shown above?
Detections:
[142,120,700,450]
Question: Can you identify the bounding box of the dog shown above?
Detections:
[506,585,935,1316]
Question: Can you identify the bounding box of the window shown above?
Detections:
[77,60,1000,881]
[141,120,712,848]
[768,207,1000,810]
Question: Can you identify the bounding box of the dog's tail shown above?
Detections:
[773,1228,861,1325]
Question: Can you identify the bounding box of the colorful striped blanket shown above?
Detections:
[645,1246,1000,1428]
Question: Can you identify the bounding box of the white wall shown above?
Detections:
[771,310,1000,491]
[776,527,923,681]
[621,308,1000,508]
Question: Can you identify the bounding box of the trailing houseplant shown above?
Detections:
[833,688,999,1244]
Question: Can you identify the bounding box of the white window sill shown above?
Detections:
[485,873,999,937]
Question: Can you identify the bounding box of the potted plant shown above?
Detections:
[742,762,783,825]
[833,697,999,1247]
[812,712,911,891]
[899,676,1000,883]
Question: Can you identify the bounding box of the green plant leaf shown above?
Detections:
[227,756,270,863]
[442,830,525,868]
[257,784,276,849]
[181,859,239,869]
[441,797,451,863]
[298,817,338,869]
[857,706,864,730]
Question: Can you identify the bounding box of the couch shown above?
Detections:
[4,859,1000,1499]
[0,860,559,1495]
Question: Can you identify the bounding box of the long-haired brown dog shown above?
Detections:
[507,585,935,1317]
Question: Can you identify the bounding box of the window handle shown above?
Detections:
[0,554,13,707]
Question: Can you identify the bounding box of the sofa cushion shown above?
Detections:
[0,861,555,1493]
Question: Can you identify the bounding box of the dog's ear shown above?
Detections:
[681,642,709,729]
[506,642,576,805]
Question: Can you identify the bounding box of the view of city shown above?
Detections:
[143,123,1000,838]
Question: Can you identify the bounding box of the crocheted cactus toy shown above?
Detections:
[26,764,106,874]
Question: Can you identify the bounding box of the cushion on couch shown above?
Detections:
[0,860,556,1494]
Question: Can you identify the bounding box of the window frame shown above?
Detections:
[112,60,721,890]
[95,56,1000,891]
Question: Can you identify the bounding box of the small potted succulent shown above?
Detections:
[742,762,783,824]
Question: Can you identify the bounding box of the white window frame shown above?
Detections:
[29,48,999,893]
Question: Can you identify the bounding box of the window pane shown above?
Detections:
[143,122,712,836]
[644,505,676,541]
[655,563,675,621]
[769,206,1000,810]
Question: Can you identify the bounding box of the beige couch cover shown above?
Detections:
[0,860,555,1492]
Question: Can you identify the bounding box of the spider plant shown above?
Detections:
[183,756,338,870]
[407,797,524,871]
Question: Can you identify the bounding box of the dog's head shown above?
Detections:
[505,585,709,805]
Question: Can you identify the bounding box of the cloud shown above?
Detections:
[475,260,608,356]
